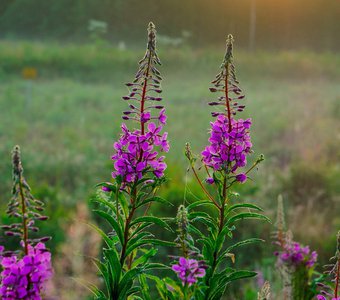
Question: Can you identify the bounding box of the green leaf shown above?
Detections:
[130,223,154,239]
[215,225,231,253]
[118,267,142,300]
[87,222,113,247]
[131,248,158,269]
[226,270,257,282]
[144,262,167,270]
[187,200,215,211]
[139,275,152,300]
[143,239,176,247]
[189,211,213,219]
[226,238,264,253]
[226,203,264,215]
[103,248,121,284]
[136,196,173,209]
[191,216,218,232]
[226,212,271,225]
[93,209,124,244]
[130,216,173,232]
[93,259,112,298]
[125,232,155,257]
[92,196,117,214]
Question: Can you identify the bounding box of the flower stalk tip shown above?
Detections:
[12,145,23,178]
[223,34,234,66]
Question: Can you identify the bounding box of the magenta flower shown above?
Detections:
[0,243,53,300]
[158,109,167,124]
[140,112,151,123]
[236,173,247,183]
[202,115,252,173]
[101,186,110,192]
[206,177,215,184]
[277,241,317,268]
[172,257,206,286]
[112,123,169,184]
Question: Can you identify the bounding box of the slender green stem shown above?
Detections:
[183,284,189,300]
[126,188,156,270]
[18,176,28,255]
[120,189,137,266]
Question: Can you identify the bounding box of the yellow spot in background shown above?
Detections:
[22,67,37,80]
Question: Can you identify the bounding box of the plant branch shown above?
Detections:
[190,164,220,208]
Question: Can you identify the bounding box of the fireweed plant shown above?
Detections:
[161,35,269,300]
[317,231,340,300]
[91,22,174,300]
[0,146,53,299]
[274,195,320,300]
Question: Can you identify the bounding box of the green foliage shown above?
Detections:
[91,176,175,299]
[188,200,268,299]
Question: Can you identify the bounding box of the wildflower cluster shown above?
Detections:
[273,196,320,300]
[0,243,52,300]
[111,22,169,186]
[276,241,317,268]
[171,205,207,290]
[111,122,168,184]
[0,146,52,300]
[202,115,252,175]
[202,35,253,183]
[172,257,206,286]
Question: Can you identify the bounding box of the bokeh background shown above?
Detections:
[0,0,339,298]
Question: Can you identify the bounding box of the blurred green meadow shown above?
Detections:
[0,40,339,298]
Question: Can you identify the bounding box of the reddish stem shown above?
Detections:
[190,164,220,208]
[140,53,152,135]
[225,63,232,132]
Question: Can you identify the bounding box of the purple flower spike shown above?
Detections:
[111,23,169,186]
[0,243,53,299]
[202,115,252,173]
[278,241,317,269]
[172,257,206,286]
[112,123,169,184]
